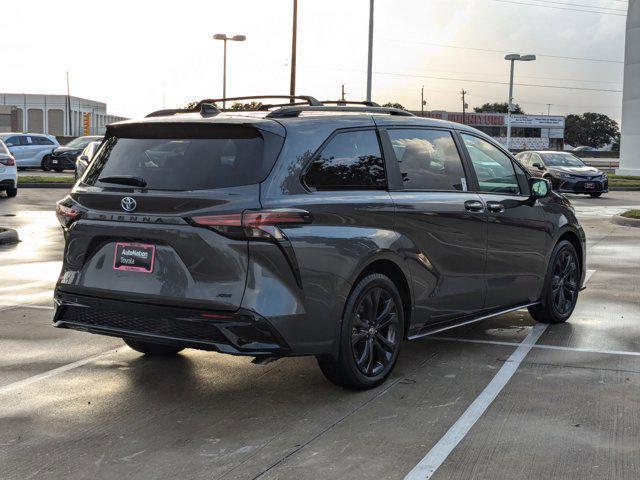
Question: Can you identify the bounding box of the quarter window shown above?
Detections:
[304,130,386,190]
[461,134,520,195]
[388,129,467,191]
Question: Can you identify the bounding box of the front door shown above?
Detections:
[459,133,548,310]
[383,127,487,335]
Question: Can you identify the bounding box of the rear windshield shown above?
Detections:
[83,125,284,191]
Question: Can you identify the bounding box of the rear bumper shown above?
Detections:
[53,292,292,356]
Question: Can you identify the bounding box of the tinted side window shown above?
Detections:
[304,130,385,190]
[388,129,466,191]
[461,134,520,195]
[5,136,23,146]
[35,136,54,145]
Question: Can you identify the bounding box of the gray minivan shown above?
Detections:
[53,96,586,389]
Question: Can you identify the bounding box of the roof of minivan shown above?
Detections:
[110,110,486,138]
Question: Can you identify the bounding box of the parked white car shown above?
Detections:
[0,133,59,169]
[0,139,17,197]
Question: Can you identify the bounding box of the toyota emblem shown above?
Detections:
[121,197,137,212]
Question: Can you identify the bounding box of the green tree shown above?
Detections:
[231,101,263,110]
[382,102,406,110]
[473,102,524,114]
[564,113,620,149]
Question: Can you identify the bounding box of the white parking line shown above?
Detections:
[429,337,640,358]
[0,304,54,312]
[0,349,120,396]
[404,323,547,480]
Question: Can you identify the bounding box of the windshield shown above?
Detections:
[83,126,283,191]
[66,136,99,149]
[542,153,585,167]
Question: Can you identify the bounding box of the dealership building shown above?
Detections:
[411,110,566,150]
[0,93,127,137]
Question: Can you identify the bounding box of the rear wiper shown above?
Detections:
[97,175,147,188]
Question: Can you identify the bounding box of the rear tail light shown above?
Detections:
[191,209,312,241]
[56,201,81,228]
[0,157,15,166]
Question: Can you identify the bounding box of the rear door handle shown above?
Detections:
[487,201,505,213]
[464,200,484,212]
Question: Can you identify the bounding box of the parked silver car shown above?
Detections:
[0,133,59,169]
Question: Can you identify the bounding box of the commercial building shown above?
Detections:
[0,93,127,137]
[411,110,566,150]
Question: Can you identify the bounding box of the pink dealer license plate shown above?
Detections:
[113,242,156,273]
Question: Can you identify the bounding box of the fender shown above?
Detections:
[328,249,414,359]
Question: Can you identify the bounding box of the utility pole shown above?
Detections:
[290,0,298,102]
[341,84,346,102]
[460,89,468,124]
[421,86,425,116]
[66,71,72,136]
[366,0,374,102]
[547,103,551,116]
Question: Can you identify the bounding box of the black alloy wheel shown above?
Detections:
[317,273,404,390]
[550,248,579,316]
[351,286,400,377]
[528,240,580,324]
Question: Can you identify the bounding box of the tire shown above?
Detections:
[528,240,580,324]
[123,338,184,356]
[589,193,602,198]
[5,188,17,198]
[317,273,404,390]
[41,156,51,172]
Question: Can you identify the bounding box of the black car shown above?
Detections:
[44,135,103,172]
[53,96,586,389]
[516,150,608,198]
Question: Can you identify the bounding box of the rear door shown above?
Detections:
[458,132,548,309]
[382,127,487,332]
[59,122,285,311]
[4,135,28,163]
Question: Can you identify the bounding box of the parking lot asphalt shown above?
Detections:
[1,189,639,480]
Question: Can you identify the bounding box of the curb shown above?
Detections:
[17,183,73,189]
[612,214,640,228]
[610,186,640,191]
[0,228,20,245]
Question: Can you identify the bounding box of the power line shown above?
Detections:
[516,0,626,12]
[487,0,627,15]
[323,66,623,93]
[382,38,624,64]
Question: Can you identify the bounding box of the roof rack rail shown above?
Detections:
[194,95,322,110]
[266,105,415,119]
[320,100,381,107]
[146,102,220,118]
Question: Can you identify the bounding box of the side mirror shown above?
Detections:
[79,155,89,162]
[531,162,544,170]
[529,177,550,199]
[5,143,13,147]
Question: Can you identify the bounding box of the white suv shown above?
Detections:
[0,139,17,197]
[0,133,59,169]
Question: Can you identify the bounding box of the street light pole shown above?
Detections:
[290,0,297,102]
[213,33,246,109]
[366,0,374,102]
[504,53,536,151]
[421,86,424,116]
[506,58,516,150]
